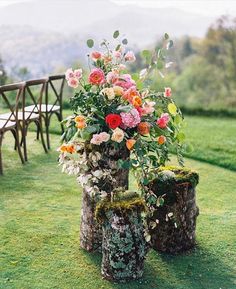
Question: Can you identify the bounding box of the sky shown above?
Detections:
[0,0,236,17]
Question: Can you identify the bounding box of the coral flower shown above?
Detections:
[137,122,150,135]
[88,68,105,85]
[91,51,102,61]
[157,135,166,145]
[126,139,136,150]
[105,114,122,129]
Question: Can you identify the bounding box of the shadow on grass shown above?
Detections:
[80,245,235,289]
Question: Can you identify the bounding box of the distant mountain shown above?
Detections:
[0,0,215,78]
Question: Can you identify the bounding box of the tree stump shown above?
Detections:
[147,166,199,254]
[80,144,130,252]
[95,196,147,282]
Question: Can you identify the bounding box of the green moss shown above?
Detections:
[148,166,199,200]
[95,194,146,224]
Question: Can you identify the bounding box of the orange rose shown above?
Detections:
[137,122,150,135]
[157,135,166,145]
[76,121,86,129]
[126,139,136,150]
[75,115,86,129]
[67,144,76,154]
[59,145,68,152]
[132,96,142,107]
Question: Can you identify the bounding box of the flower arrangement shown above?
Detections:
[58,31,185,204]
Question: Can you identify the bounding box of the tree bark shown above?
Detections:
[148,182,199,254]
[101,209,147,282]
[80,144,130,252]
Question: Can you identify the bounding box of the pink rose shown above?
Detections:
[100,132,110,142]
[124,51,136,62]
[90,132,110,145]
[106,71,119,84]
[157,113,170,129]
[119,64,126,71]
[68,77,79,88]
[74,69,82,79]
[90,134,103,145]
[65,68,74,80]
[114,74,136,90]
[164,87,172,97]
[91,51,102,61]
[142,101,155,115]
[88,68,105,85]
[113,51,122,59]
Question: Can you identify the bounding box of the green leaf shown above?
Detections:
[115,44,121,51]
[168,103,177,115]
[84,125,98,134]
[156,59,164,70]
[185,143,194,153]
[164,33,169,40]
[177,132,186,142]
[174,114,182,125]
[122,38,128,45]
[167,40,174,49]
[159,197,165,206]
[142,50,152,63]
[142,178,149,185]
[113,30,119,39]
[86,39,94,48]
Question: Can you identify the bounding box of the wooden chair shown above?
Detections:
[21,79,48,161]
[25,74,65,149]
[0,83,25,175]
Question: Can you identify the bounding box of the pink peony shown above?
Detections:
[65,68,74,80]
[164,87,172,97]
[74,69,83,79]
[68,78,79,88]
[124,51,136,62]
[114,74,136,90]
[88,68,105,85]
[91,51,102,61]
[157,113,170,129]
[120,108,141,129]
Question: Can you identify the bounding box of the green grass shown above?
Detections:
[0,125,236,289]
[183,116,236,171]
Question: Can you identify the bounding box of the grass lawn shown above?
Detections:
[0,124,236,289]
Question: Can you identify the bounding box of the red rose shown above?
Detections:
[105,114,122,129]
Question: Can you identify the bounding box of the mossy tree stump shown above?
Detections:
[96,196,147,282]
[80,144,130,252]
[147,166,199,254]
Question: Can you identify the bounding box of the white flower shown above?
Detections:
[100,87,115,100]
